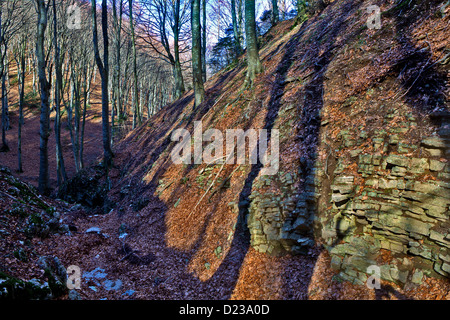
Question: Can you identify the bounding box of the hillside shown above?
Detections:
[1,0,449,300]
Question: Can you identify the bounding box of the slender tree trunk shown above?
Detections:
[17,36,26,172]
[129,0,139,129]
[53,0,67,186]
[139,82,144,120]
[201,0,207,82]
[146,88,151,120]
[111,81,116,144]
[17,88,24,170]
[36,0,51,194]
[73,75,81,172]
[271,0,279,25]
[66,73,76,170]
[5,50,10,90]
[80,90,87,169]
[88,67,97,105]
[0,4,9,153]
[172,61,184,99]
[112,0,123,143]
[1,70,9,152]
[244,0,263,87]
[91,0,113,168]
[217,2,220,41]
[131,84,136,128]
[80,62,94,169]
[120,46,131,121]
[237,0,243,44]
[172,0,185,100]
[231,0,242,58]
[191,0,205,108]
[32,58,37,93]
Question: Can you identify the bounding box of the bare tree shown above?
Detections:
[230,0,242,57]
[202,0,207,82]
[244,0,262,87]
[13,33,27,172]
[12,0,34,171]
[128,0,140,128]
[52,0,68,185]
[111,0,123,141]
[139,0,189,100]
[91,0,113,168]
[36,0,51,193]
[1,0,24,152]
[271,0,279,25]
[191,0,204,107]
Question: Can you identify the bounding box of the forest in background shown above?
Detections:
[0,0,306,193]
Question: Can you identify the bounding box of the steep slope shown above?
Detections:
[103,0,450,298]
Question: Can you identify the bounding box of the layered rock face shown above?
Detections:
[247,111,450,286]
[323,144,449,285]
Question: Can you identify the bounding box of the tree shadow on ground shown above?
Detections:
[271,0,365,299]
[106,65,254,299]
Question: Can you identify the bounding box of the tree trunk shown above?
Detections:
[91,0,113,168]
[244,0,263,87]
[172,0,185,100]
[172,61,184,100]
[202,0,207,82]
[0,3,9,153]
[139,82,144,120]
[146,88,151,120]
[231,0,242,58]
[36,0,51,194]
[191,0,205,108]
[271,0,279,25]
[1,70,9,152]
[237,0,243,44]
[80,62,94,169]
[131,84,137,128]
[66,73,77,171]
[73,75,81,172]
[32,58,37,93]
[53,0,68,186]
[5,50,10,90]
[88,67,97,105]
[17,36,26,172]
[129,0,140,129]
[112,0,123,143]
[80,78,87,169]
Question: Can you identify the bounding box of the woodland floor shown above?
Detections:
[1,178,449,300]
[0,66,107,190]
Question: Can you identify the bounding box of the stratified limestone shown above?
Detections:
[246,127,449,286]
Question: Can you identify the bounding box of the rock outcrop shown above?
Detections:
[247,110,450,286]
